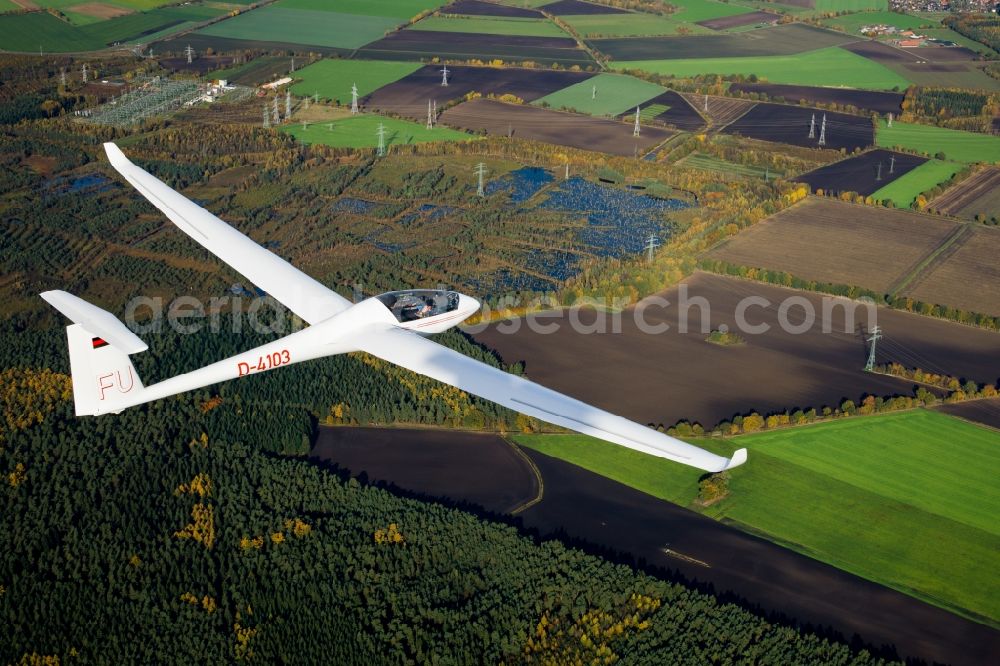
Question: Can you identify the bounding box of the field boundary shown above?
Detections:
[886,223,971,297]
[505,438,545,514]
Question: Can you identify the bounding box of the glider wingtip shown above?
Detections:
[103,142,128,166]
[726,448,748,470]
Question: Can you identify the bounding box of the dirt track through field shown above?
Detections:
[930,167,1000,218]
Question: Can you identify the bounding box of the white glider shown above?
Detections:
[41,142,746,473]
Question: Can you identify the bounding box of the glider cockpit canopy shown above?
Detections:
[376,289,461,323]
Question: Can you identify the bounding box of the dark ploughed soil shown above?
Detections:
[697,10,779,31]
[472,271,1000,428]
[441,97,673,156]
[728,82,903,115]
[357,30,592,66]
[623,90,705,131]
[935,399,1000,431]
[542,0,628,14]
[843,39,982,64]
[311,426,538,514]
[518,447,1000,666]
[723,102,873,151]
[442,0,544,17]
[795,149,925,197]
[365,64,594,120]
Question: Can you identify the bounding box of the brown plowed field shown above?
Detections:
[935,399,1000,430]
[619,90,705,131]
[929,167,1000,220]
[542,0,628,14]
[728,82,903,115]
[357,30,593,66]
[904,226,1000,316]
[681,93,755,128]
[365,64,594,121]
[795,149,926,197]
[441,98,673,156]
[707,198,959,293]
[723,102,874,151]
[472,271,1000,429]
[697,11,779,31]
[442,0,543,17]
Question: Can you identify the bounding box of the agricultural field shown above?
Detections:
[365,64,594,120]
[358,29,593,65]
[592,23,855,60]
[0,2,226,52]
[196,6,401,50]
[540,0,628,13]
[905,226,1000,317]
[441,98,674,156]
[929,167,1000,221]
[277,0,445,18]
[706,197,959,293]
[677,152,779,179]
[515,409,1000,625]
[204,55,294,87]
[822,10,934,35]
[630,90,705,131]
[877,119,1000,164]
[728,81,904,115]
[410,15,569,37]
[795,149,927,196]
[936,400,1000,432]
[840,40,1000,90]
[282,113,470,149]
[680,92,754,126]
[697,10,779,31]
[532,72,665,116]
[558,12,713,37]
[612,46,912,90]
[870,159,961,208]
[722,102,874,152]
[474,271,1000,429]
[441,0,544,17]
[289,59,421,102]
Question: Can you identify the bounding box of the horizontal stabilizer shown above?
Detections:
[41,290,147,354]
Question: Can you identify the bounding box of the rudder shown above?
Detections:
[65,323,145,416]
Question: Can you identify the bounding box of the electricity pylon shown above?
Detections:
[876,162,882,181]
[263,105,270,128]
[376,122,386,157]
[350,83,359,114]
[285,90,291,119]
[633,106,640,137]
[644,232,660,263]
[59,68,66,87]
[704,94,708,112]
[889,155,895,174]
[82,63,88,83]
[808,113,815,139]
[818,114,826,147]
[864,325,881,372]
[185,45,194,64]
[441,64,449,86]
[426,99,433,129]
[272,97,279,125]
[592,84,596,99]
[888,112,893,128]
[474,162,487,197]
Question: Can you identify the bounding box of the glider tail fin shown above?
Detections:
[41,291,147,416]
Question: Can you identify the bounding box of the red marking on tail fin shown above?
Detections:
[92,337,109,349]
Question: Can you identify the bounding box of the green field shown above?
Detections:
[516,409,1000,626]
[871,159,960,207]
[612,46,911,90]
[679,152,777,179]
[920,27,998,55]
[877,119,1000,164]
[411,15,568,37]
[671,0,756,21]
[290,59,420,101]
[277,0,444,18]
[282,114,470,149]
[197,6,401,49]
[533,72,664,116]
[813,0,888,11]
[0,3,224,52]
[822,10,934,34]
[559,13,712,37]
